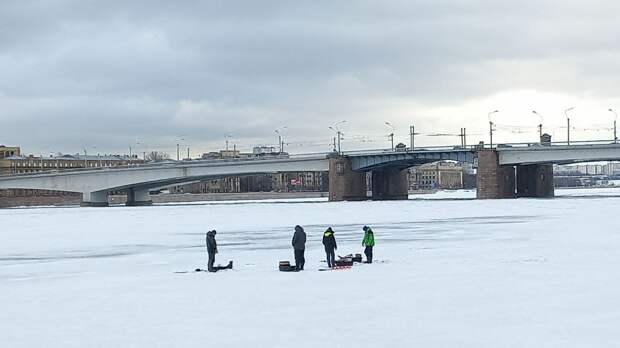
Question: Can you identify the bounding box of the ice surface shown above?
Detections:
[2,188,620,347]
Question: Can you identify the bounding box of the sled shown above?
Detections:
[279,261,299,272]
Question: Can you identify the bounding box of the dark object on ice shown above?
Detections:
[206,230,218,272]
[322,227,337,268]
[335,256,354,267]
[279,261,299,272]
[292,225,306,270]
[339,254,363,263]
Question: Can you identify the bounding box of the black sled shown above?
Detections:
[279,261,299,272]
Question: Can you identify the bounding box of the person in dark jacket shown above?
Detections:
[322,227,337,268]
[206,230,218,272]
[362,225,375,263]
[292,225,306,271]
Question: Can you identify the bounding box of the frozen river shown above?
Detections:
[2,188,620,347]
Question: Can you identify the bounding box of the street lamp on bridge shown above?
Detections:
[274,126,287,153]
[385,121,395,150]
[329,120,347,154]
[532,110,544,139]
[565,107,575,145]
[488,110,499,148]
[609,109,618,144]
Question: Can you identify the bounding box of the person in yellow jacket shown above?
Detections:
[322,227,337,268]
[362,226,375,263]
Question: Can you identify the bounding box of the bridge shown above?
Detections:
[1,141,620,206]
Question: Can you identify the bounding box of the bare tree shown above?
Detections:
[145,151,170,162]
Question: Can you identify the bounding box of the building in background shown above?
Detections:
[167,171,327,195]
[0,153,143,176]
[0,145,21,159]
[553,163,620,187]
[409,161,464,190]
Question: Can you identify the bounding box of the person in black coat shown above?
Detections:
[322,227,337,268]
[292,225,306,271]
[206,230,218,272]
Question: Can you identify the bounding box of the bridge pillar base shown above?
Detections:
[371,168,409,200]
[81,191,109,207]
[328,156,367,201]
[476,150,516,199]
[517,164,554,198]
[126,188,153,206]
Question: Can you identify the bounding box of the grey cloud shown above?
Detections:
[1,1,620,154]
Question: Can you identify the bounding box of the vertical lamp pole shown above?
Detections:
[565,107,575,145]
[463,128,467,147]
[329,120,347,155]
[532,110,544,140]
[488,110,499,148]
[275,126,287,153]
[410,125,415,150]
[385,121,395,150]
[609,109,618,143]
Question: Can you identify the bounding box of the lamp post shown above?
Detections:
[488,110,499,148]
[224,134,233,152]
[609,109,618,143]
[275,126,287,153]
[532,110,544,140]
[329,120,347,154]
[565,107,575,145]
[385,121,395,150]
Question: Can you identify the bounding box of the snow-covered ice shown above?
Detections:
[2,188,620,347]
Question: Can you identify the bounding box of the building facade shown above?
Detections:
[409,162,464,190]
[0,153,144,176]
[0,145,21,159]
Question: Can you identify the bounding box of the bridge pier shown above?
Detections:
[126,188,153,206]
[81,191,109,207]
[328,156,367,201]
[476,150,516,199]
[516,164,554,198]
[371,168,409,200]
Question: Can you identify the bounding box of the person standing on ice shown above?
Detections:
[292,225,306,271]
[362,226,375,263]
[206,230,218,272]
[322,227,337,268]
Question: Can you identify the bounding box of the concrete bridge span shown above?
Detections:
[0,156,329,206]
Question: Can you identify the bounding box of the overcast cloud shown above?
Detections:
[2,0,620,156]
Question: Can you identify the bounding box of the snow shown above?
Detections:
[2,188,620,347]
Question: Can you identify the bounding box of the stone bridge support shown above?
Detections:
[126,188,153,206]
[476,150,516,199]
[81,190,109,207]
[516,164,554,198]
[371,168,409,200]
[328,156,367,201]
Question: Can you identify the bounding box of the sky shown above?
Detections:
[2,0,620,157]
